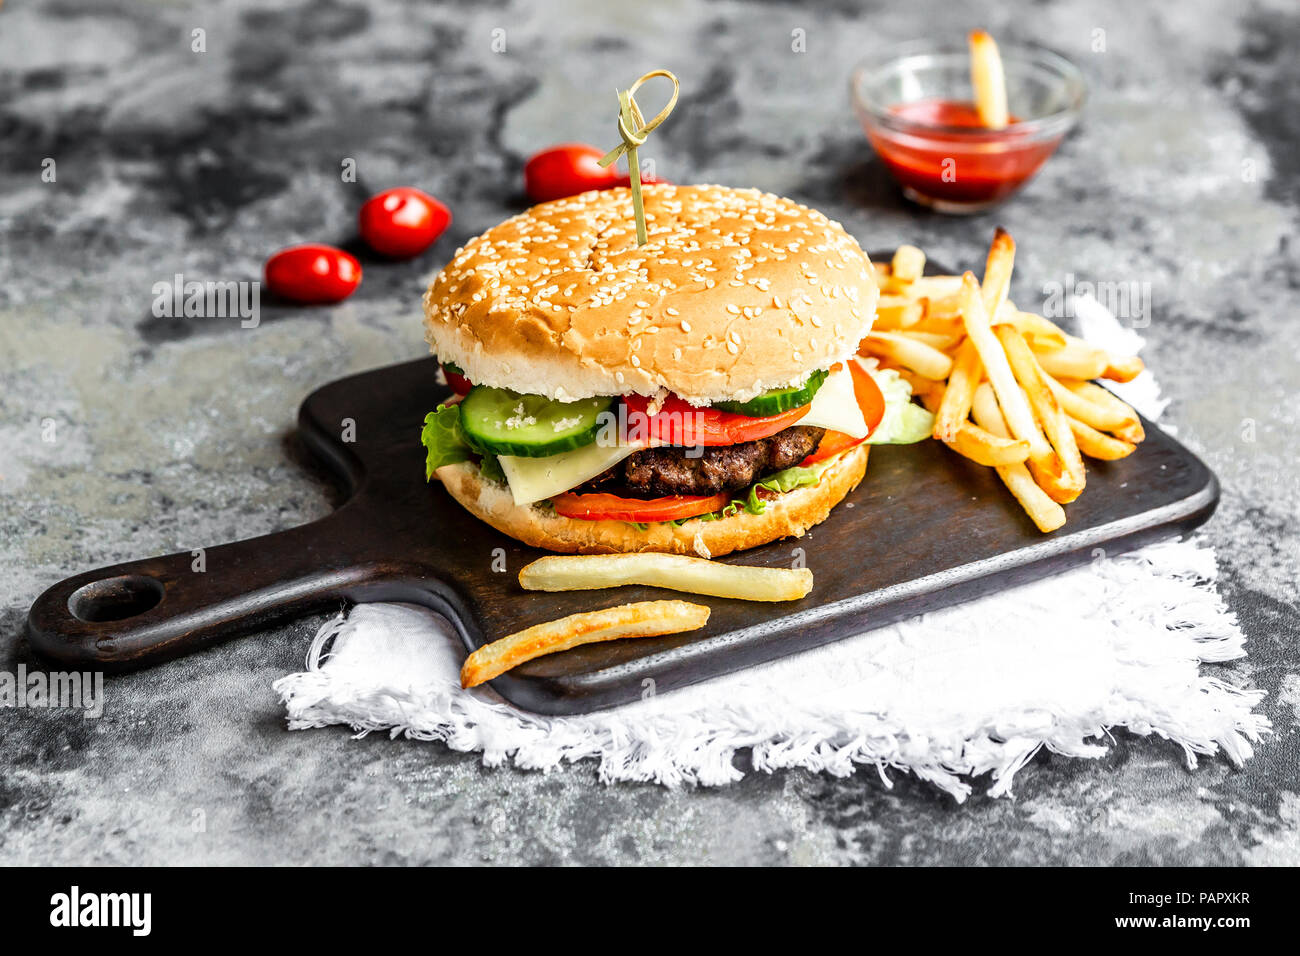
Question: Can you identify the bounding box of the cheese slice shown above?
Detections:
[797,366,868,437]
[499,441,641,506]
[498,366,867,505]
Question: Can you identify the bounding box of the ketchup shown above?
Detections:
[867,98,1061,207]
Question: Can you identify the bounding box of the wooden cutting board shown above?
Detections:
[25,262,1218,715]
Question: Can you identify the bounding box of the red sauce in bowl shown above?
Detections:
[867,98,1063,208]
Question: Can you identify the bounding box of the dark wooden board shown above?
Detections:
[25,258,1218,715]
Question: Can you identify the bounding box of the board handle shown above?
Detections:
[23,509,416,671]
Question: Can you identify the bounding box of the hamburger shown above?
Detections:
[420,184,932,557]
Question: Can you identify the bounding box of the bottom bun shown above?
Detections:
[435,444,869,557]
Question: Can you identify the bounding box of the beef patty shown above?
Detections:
[581,425,826,497]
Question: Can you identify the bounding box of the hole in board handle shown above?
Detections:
[68,575,165,623]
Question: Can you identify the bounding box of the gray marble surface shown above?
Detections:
[1,0,1297,865]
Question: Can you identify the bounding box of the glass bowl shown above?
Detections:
[850,39,1087,213]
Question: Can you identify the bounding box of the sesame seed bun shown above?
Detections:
[434,444,869,558]
[423,184,878,405]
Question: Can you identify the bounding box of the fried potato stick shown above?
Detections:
[958,273,1052,461]
[995,325,1087,501]
[460,601,710,688]
[520,553,813,602]
[971,384,1066,532]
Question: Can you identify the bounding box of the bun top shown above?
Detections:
[423,184,878,405]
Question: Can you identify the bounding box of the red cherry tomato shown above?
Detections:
[524,144,621,202]
[621,394,810,447]
[525,144,673,203]
[801,362,887,466]
[551,490,731,523]
[264,244,361,304]
[359,187,451,258]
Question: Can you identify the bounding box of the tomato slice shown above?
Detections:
[551,490,732,523]
[800,362,887,466]
[442,364,472,396]
[621,394,809,447]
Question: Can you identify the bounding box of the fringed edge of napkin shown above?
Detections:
[274,542,1270,802]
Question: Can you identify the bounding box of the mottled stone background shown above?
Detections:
[1,0,1297,865]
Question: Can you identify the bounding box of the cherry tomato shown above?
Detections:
[264,244,361,304]
[551,490,731,523]
[359,187,451,258]
[525,144,620,202]
[801,362,887,466]
[621,394,810,447]
[524,143,672,203]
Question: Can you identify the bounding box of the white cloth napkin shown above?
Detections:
[274,298,1269,800]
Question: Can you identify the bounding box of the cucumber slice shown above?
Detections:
[713,369,828,417]
[459,385,612,458]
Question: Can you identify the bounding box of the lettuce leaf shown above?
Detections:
[479,453,506,483]
[863,367,935,445]
[744,458,835,515]
[670,458,836,525]
[420,403,472,479]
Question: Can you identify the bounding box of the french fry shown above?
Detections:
[932,338,981,442]
[957,272,1052,461]
[969,31,1010,130]
[891,244,926,283]
[873,298,926,330]
[1102,353,1146,383]
[898,329,962,350]
[995,326,1086,502]
[923,388,1031,466]
[860,330,954,380]
[1032,336,1110,380]
[950,424,1032,467]
[909,314,964,336]
[1069,417,1137,460]
[924,294,965,320]
[971,384,1067,532]
[1062,380,1146,443]
[901,275,964,300]
[519,553,814,602]
[1044,374,1133,431]
[991,309,1069,350]
[980,227,1016,316]
[460,601,710,688]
